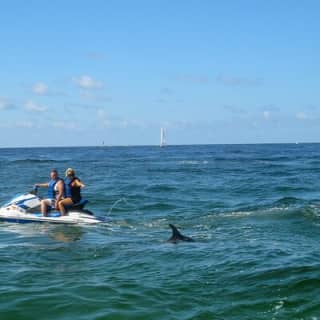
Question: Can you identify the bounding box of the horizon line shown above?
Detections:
[0,141,318,149]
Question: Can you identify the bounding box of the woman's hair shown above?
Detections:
[65,168,75,177]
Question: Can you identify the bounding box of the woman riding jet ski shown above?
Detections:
[34,169,65,216]
[58,168,85,216]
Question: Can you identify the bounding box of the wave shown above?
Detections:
[199,197,312,220]
[273,196,303,206]
[178,160,209,165]
[144,184,178,192]
[10,159,62,164]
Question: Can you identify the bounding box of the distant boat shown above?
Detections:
[160,127,166,147]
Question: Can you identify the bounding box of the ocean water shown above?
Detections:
[1,144,320,319]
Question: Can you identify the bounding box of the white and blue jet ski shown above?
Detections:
[0,190,104,225]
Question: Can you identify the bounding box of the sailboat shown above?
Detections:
[160,127,166,147]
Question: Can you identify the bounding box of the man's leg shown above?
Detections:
[41,199,51,216]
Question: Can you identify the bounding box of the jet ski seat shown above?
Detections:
[66,199,89,210]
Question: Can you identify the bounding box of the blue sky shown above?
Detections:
[1,0,320,147]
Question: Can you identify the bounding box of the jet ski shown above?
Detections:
[0,190,104,225]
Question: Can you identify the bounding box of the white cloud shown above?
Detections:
[161,87,174,95]
[97,109,107,118]
[25,101,47,112]
[296,112,311,120]
[87,52,106,60]
[73,75,103,89]
[80,91,112,102]
[52,121,78,130]
[176,74,209,84]
[96,109,142,129]
[118,120,129,128]
[16,121,35,128]
[155,120,193,130]
[260,104,279,112]
[252,121,258,128]
[0,97,14,110]
[32,82,48,95]
[0,121,38,129]
[263,111,271,120]
[223,104,245,114]
[217,74,262,87]
[97,109,111,127]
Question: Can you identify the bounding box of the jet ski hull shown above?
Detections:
[0,193,104,225]
[0,209,104,224]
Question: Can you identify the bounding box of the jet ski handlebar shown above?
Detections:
[30,185,39,195]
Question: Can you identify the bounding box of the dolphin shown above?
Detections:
[168,224,194,243]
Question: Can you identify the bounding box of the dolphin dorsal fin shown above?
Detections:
[168,224,194,242]
[169,224,182,239]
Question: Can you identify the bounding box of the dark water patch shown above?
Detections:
[275,185,312,193]
[144,183,179,192]
[269,197,302,208]
[11,159,61,164]
[139,201,178,212]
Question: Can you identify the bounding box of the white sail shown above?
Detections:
[160,127,166,147]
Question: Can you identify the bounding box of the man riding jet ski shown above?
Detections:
[34,169,65,216]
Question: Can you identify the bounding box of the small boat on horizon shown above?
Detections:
[160,127,167,147]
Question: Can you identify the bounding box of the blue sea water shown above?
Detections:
[1,144,320,319]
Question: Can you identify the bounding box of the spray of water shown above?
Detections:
[107,197,143,215]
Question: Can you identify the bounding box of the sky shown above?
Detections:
[1,0,320,147]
